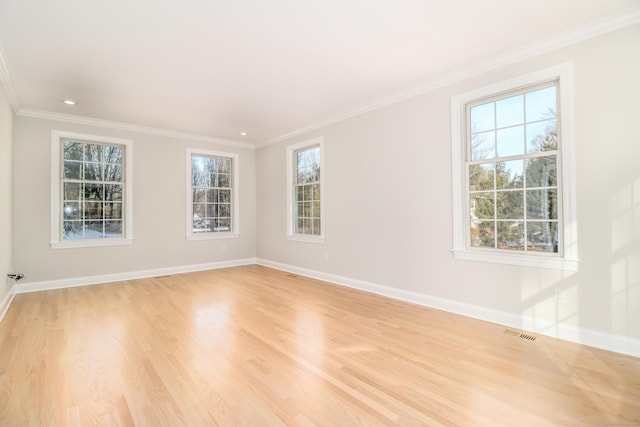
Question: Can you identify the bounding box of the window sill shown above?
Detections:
[452,248,578,271]
[287,235,325,244]
[186,232,239,241]
[51,238,134,249]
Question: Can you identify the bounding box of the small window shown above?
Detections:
[51,131,133,248]
[186,148,239,240]
[287,137,324,243]
[451,64,577,270]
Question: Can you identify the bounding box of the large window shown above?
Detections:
[451,64,577,270]
[287,137,324,243]
[186,148,239,240]
[51,131,133,248]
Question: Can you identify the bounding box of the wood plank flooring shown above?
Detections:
[0,265,639,426]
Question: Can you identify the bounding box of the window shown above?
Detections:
[287,137,324,243]
[50,131,133,248]
[451,64,577,270]
[186,148,239,240]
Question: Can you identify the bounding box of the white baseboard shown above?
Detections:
[0,284,15,322]
[256,258,640,358]
[13,258,257,294]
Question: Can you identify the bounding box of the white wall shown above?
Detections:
[12,116,256,283]
[256,25,640,351]
[0,83,13,306]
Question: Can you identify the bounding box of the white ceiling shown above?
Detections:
[0,1,638,146]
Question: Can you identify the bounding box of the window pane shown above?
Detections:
[104,202,122,220]
[526,155,557,188]
[496,95,524,128]
[63,161,82,180]
[470,220,495,248]
[63,203,81,220]
[470,192,494,219]
[496,160,524,189]
[85,202,102,219]
[312,201,321,217]
[496,190,523,219]
[104,145,123,163]
[193,203,206,218]
[526,120,557,153]
[312,184,321,200]
[525,86,556,122]
[84,184,103,201]
[496,126,525,157]
[219,173,230,188]
[85,221,104,238]
[63,221,83,240]
[193,188,206,203]
[219,190,231,203]
[192,157,210,186]
[469,163,494,191]
[104,164,122,182]
[63,141,84,161]
[63,182,82,200]
[216,218,230,231]
[497,221,525,250]
[312,219,321,235]
[527,221,558,253]
[104,220,123,238]
[470,131,495,161]
[105,184,123,201]
[218,158,231,173]
[84,144,104,163]
[84,162,103,181]
[526,189,557,220]
[206,203,217,218]
[219,204,230,218]
[470,103,494,133]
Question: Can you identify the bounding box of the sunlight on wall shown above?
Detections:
[520,268,579,333]
[610,178,640,337]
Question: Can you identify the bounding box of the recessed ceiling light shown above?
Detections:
[239,132,248,136]
[63,99,77,106]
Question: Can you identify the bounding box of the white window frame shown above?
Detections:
[186,148,240,240]
[286,137,325,244]
[451,63,578,271]
[50,130,134,249]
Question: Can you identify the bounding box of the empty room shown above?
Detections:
[1,1,639,425]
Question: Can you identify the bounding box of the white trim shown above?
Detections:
[256,258,640,358]
[13,258,257,294]
[258,7,640,148]
[286,137,325,243]
[185,148,240,240]
[0,285,16,323]
[19,108,255,150]
[50,130,134,249]
[450,63,578,270]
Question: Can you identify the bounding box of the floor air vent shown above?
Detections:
[504,329,537,342]
[519,333,537,341]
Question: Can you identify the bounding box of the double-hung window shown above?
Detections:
[51,130,133,248]
[451,64,577,270]
[287,137,324,243]
[186,148,239,240]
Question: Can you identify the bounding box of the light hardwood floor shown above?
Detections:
[0,265,638,426]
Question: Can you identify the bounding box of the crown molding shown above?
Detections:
[0,42,20,112]
[16,108,257,150]
[258,6,640,148]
